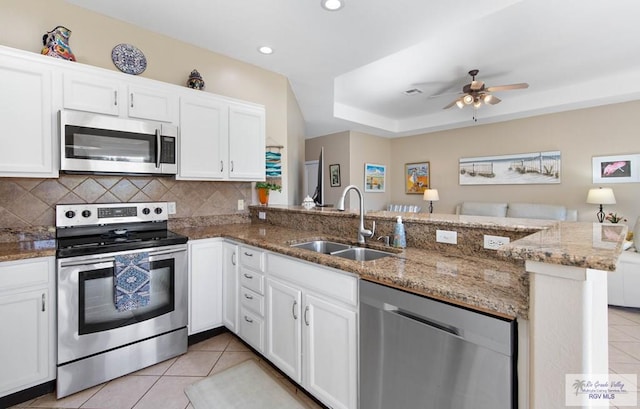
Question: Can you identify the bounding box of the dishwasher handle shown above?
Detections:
[384,303,462,338]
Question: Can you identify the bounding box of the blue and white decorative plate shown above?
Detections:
[111,43,147,75]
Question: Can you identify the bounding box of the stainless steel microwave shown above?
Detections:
[59,110,178,176]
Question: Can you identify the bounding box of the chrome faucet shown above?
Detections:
[335,185,375,244]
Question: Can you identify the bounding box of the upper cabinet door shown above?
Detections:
[228,103,266,181]
[178,93,228,180]
[63,71,121,116]
[127,84,177,123]
[0,57,57,177]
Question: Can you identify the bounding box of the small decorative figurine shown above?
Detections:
[187,69,205,90]
[41,26,76,62]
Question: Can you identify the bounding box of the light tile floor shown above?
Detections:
[609,306,640,409]
[11,332,324,409]
[11,308,640,409]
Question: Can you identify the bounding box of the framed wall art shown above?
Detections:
[329,164,341,187]
[592,154,640,183]
[405,162,430,194]
[459,151,561,185]
[364,163,385,192]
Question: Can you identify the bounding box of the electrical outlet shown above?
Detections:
[237,199,244,211]
[167,202,177,214]
[484,234,510,250]
[436,230,457,244]
[258,211,266,220]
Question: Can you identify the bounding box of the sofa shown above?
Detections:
[455,201,578,221]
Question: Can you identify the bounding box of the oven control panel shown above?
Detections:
[56,202,168,227]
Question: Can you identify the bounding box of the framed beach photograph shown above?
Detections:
[364,163,385,192]
[329,164,341,187]
[592,154,640,183]
[459,151,561,185]
[405,162,430,194]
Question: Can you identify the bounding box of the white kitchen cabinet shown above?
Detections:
[222,241,238,333]
[266,253,358,409]
[178,91,266,181]
[237,245,266,352]
[188,238,223,335]
[62,70,177,123]
[0,48,58,177]
[0,257,55,398]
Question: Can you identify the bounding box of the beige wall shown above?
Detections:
[349,132,391,211]
[286,81,306,205]
[390,101,640,224]
[306,132,350,207]
[0,0,304,223]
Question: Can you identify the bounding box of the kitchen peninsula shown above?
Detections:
[0,206,625,409]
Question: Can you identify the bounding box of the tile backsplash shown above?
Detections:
[0,175,251,228]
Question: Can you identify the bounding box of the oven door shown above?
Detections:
[57,244,187,365]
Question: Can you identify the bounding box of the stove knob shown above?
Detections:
[142,207,151,215]
[154,207,163,215]
[82,210,92,218]
[65,210,76,219]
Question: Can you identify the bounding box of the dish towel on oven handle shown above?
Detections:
[114,252,150,312]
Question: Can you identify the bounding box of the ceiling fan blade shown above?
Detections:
[470,80,484,91]
[443,98,460,109]
[485,83,529,92]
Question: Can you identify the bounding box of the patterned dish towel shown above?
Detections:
[114,252,150,312]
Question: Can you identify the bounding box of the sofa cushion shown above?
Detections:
[460,202,508,217]
[506,203,567,220]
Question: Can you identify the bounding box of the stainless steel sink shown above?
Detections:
[330,247,394,261]
[290,240,351,254]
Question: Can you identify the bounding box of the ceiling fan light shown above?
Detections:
[483,94,494,104]
[455,100,464,109]
[473,99,482,108]
[463,94,474,105]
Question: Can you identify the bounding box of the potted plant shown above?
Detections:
[255,182,281,205]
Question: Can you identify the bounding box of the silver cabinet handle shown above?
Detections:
[114,90,118,106]
[220,161,224,172]
[244,252,253,257]
[231,252,236,266]
[304,306,310,326]
[42,293,46,312]
[243,273,253,279]
[244,316,253,323]
[244,293,253,300]
[130,93,134,108]
[292,300,298,320]
[155,129,161,168]
[231,160,234,172]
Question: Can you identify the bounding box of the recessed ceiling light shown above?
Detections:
[258,46,273,55]
[321,0,344,11]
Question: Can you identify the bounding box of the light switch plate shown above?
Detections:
[436,230,457,244]
[258,211,266,220]
[237,199,244,211]
[167,202,177,214]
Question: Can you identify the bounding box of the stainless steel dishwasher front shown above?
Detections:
[359,280,516,409]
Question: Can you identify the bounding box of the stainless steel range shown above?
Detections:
[55,202,188,398]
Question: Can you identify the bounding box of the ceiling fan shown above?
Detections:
[441,69,529,111]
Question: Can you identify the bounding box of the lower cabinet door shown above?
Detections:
[189,239,223,335]
[238,306,264,353]
[0,289,50,395]
[222,242,238,333]
[266,278,302,383]
[303,293,358,409]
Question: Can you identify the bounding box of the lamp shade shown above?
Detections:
[423,189,440,201]
[586,187,616,205]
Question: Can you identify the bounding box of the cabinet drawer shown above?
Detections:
[240,287,264,316]
[239,246,264,271]
[240,267,264,295]
[0,258,53,292]
[267,254,357,307]
[239,307,264,353]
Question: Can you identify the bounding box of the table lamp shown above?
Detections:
[423,189,439,214]
[586,187,616,223]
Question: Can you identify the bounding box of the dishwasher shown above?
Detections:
[359,280,517,409]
